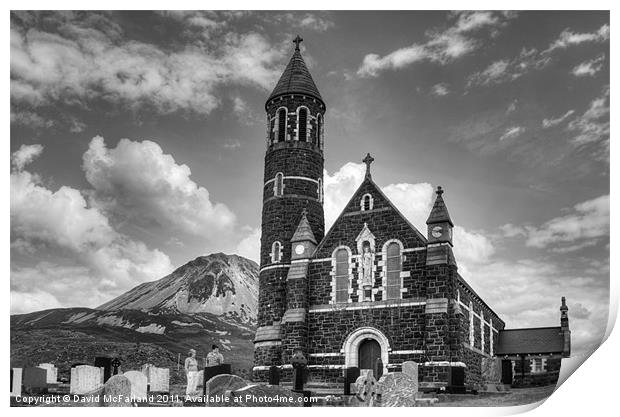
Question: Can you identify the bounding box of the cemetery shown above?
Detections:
[9,350,555,407]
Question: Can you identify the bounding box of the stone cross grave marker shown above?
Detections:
[123,370,148,400]
[70,365,104,395]
[354,370,378,407]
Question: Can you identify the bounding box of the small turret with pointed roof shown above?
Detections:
[290,209,317,260]
[426,186,454,246]
[266,35,324,106]
[560,296,571,357]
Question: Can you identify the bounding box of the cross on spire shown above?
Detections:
[363,153,375,178]
[293,35,303,51]
[436,186,444,196]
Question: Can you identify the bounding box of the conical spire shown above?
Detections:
[267,36,323,104]
[291,210,317,244]
[426,186,454,226]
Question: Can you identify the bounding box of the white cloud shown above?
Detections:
[11,111,54,129]
[467,48,550,87]
[323,162,366,229]
[467,24,609,88]
[525,194,609,250]
[357,11,516,77]
[499,126,524,141]
[572,55,605,77]
[430,83,450,96]
[11,143,44,170]
[542,110,575,128]
[83,136,237,239]
[11,12,286,114]
[223,139,242,150]
[382,182,434,232]
[464,258,608,355]
[546,24,610,52]
[567,86,610,148]
[453,226,495,265]
[235,227,261,263]
[10,156,174,313]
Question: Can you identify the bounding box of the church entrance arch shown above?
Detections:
[343,327,390,375]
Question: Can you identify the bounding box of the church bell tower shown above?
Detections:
[254,36,326,378]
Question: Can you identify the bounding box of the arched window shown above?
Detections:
[269,116,275,144]
[277,108,287,142]
[274,172,284,197]
[317,178,323,203]
[316,113,322,146]
[297,107,308,141]
[385,242,401,299]
[335,248,349,303]
[361,194,373,211]
[271,241,282,263]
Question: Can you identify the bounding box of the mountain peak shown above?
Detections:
[97,253,258,323]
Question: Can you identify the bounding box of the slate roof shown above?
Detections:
[495,327,565,355]
[267,49,323,104]
[426,188,453,226]
[291,212,317,244]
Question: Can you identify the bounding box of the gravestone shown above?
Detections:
[70,365,104,395]
[22,367,48,394]
[354,371,378,406]
[268,365,280,385]
[141,364,170,393]
[223,384,304,407]
[204,374,249,405]
[103,375,132,407]
[123,370,148,400]
[95,356,113,383]
[401,361,419,382]
[38,363,58,384]
[11,368,23,397]
[377,372,418,407]
[447,366,466,394]
[344,367,360,395]
[202,364,231,395]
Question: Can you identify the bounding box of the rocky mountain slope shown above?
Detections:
[11,253,259,377]
[98,253,258,323]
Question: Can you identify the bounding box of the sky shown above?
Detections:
[9,10,609,356]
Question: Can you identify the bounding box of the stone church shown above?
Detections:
[253,37,571,389]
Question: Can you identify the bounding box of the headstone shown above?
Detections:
[38,363,58,384]
[202,364,231,395]
[401,361,419,382]
[22,367,48,394]
[11,368,23,397]
[103,375,132,407]
[354,371,378,406]
[123,370,148,400]
[268,365,280,385]
[204,374,249,405]
[70,365,104,395]
[344,367,360,395]
[376,372,417,407]
[447,366,466,393]
[223,384,304,407]
[481,357,502,384]
[141,364,170,392]
[95,356,113,383]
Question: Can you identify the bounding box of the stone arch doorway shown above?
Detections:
[359,338,381,369]
[343,326,390,375]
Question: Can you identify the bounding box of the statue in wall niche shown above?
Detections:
[361,242,374,301]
